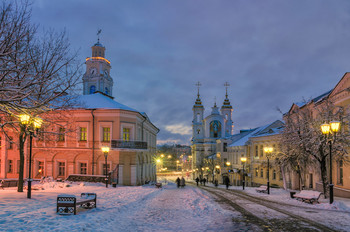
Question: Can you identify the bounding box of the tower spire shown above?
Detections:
[194,82,203,107]
[224,82,229,98]
[222,82,232,109]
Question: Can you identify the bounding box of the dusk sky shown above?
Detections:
[32,0,350,145]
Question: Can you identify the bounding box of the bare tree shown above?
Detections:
[281,99,350,196]
[0,1,81,192]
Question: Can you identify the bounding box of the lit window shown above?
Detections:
[80,163,87,175]
[80,127,87,141]
[38,161,44,176]
[338,160,344,185]
[58,128,65,141]
[255,168,258,177]
[103,127,110,142]
[123,128,130,141]
[255,146,258,157]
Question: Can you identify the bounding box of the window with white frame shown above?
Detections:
[58,127,65,141]
[58,162,65,176]
[123,128,130,141]
[80,127,87,141]
[80,162,87,175]
[38,161,44,175]
[8,160,13,173]
[103,127,110,142]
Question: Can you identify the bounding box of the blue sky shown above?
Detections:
[32,0,350,144]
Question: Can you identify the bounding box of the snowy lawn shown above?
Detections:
[0,181,234,232]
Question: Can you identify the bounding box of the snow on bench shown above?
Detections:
[293,190,322,204]
[256,185,268,193]
[57,193,97,215]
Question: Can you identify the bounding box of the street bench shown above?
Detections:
[155,183,162,189]
[294,190,322,204]
[57,193,97,215]
[0,179,18,189]
[256,185,268,193]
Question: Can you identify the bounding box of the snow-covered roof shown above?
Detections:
[74,92,139,112]
[229,120,284,147]
[228,128,261,147]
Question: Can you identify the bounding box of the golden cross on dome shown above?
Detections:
[195,81,201,97]
[97,29,102,42]
[224,82,230,98]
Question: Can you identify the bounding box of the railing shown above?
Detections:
[111,140,148,150]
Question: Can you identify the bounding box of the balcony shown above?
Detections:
[111,140,148,150]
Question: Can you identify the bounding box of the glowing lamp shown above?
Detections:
[264,147,273,154]
[330,121,340,133]
[215,165,220,169]
[101,146,110,153]
[156,159,161,163]
[20,114,30,125]
[33,117,43,129]
[321,123,330,135]
[240,157,247,163]
[226,162,231,166]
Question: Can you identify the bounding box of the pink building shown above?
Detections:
[0,40,159,185]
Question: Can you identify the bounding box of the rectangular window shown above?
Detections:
[338,161,343,185]
[279,172,283,180]
[58,162,65,176]
[123,128,130,141]
[260,145,263,157]
[103,127,110,142]
[38,161,44,175]
[80,127,87,141]
[58,128,65,141]
[255,146,258,157]
[255,168,258,177]
[223,143,227,152]
[80,163,87,175]
[103,163,110,175]
[8,137,13,149]
[273,170,276,180]
[260,168,263,178]
[8,160,13,173]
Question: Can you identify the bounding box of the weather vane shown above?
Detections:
[195,81,201,97]
[97,29,102,43]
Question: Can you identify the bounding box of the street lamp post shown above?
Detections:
[321,121,341,204]
[101,146,110,188]
[263,147,273,195]
[240,157,247,190]
[20,114,42,199]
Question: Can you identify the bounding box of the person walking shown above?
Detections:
[195,177,199,186]
[224,176,230,190]
[180,177,185,188]
[176,177,180,188]
[203,178,206,186]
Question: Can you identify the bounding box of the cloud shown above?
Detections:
[165,124,192,136]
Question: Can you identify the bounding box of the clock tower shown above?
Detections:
[83,39,114,97]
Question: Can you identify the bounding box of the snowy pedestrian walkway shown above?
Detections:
[0,182,234,231]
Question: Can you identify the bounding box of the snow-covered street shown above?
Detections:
[0,181,234,232]
[1,180,350,231]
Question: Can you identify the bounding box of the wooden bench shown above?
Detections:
[0,179,18,189]
[155,183,162,189]
[294,190,322,204]
[57,193,97,215]
[256,185,268,193]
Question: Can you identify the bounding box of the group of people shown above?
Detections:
[195,176,231,189]
[175,177,186,188]
[195,177,207,186]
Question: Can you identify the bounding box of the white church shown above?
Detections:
[191,83,234,179]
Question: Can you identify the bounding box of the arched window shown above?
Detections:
[105,87,109,95]
[210,120,221,138]
[90,85,96,94]
[196,113,200,122]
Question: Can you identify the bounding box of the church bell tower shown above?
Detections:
[83,31,114,97]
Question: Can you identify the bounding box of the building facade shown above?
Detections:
[191,85,233,180]
[0,40,159,186]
